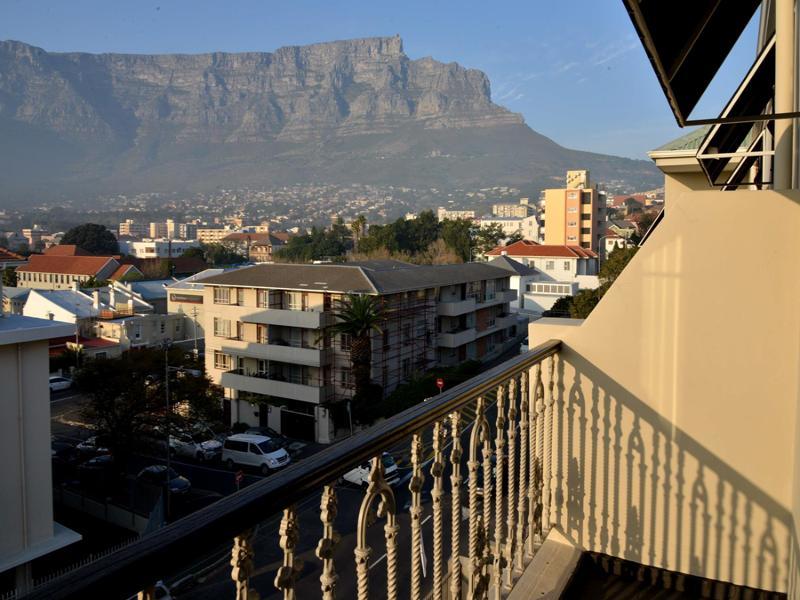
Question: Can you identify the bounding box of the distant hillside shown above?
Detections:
[0,36,661,202]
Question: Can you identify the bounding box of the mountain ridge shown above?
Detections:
[0,36,660,202]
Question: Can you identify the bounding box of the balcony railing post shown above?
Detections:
[431,421,446,600]
[468,397,491,596]
[355,455,398,600]
[542,355,556,537]
[449,411,463,600]
[136,586,156,600]
[230,529,260,600]
[515,370,529,573]
[316,484,339,600]
[409,433,425,600]
[492,383,507,599]
[503,376,518,589]
[528,363,543,557]
[274,506,300,600]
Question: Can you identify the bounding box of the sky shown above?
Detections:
[0,0,761,160]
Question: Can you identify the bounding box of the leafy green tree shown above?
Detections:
[180,246,206,260]
[569,289,602,318]
[2,266,17,288]
[82,275,110,288]
[545,295,574,317]
[350,215,367,244]
[205,243,247,266]
[61,223,119,255]
[474,223,507,254]
[439,218,473,262]
[326,294,385,423]
[600,246,638,286]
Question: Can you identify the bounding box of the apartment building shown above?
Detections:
[201,261,522,443]
[166,268,228,340]
[436,207,475,221]
[477,214,541,241]
[221,232,285,260]
[0,308,80,593]
[117,239,200,259]
[196,226,233,244]
[491,201,535,218]
[118,219,147,239]
[15,247,142,290]
[543,169,605,252]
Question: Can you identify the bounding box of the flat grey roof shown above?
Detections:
[0,314,75,345]
[201,260,511,294]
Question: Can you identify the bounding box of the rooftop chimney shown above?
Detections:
[92,289,100,310]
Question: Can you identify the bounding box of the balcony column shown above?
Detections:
[774,0,796,189]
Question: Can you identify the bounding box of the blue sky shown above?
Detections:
[0,0,760,159]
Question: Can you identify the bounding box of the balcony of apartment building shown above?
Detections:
[438,313,477,348]
[238,289,334,329]
[23,3,800,600]
[220,323,332,368]
[220,358,331,404]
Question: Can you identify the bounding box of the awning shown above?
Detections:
[623,0,762,126]
[697,34,775,185]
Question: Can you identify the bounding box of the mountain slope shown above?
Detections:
[0,37,660,201]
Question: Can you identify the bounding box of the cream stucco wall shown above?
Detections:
[529,187,800,592]
[0,340,55,564]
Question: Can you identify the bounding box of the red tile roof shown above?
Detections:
[44,245,93,256]
[0,247,26,261]
[222,232,273,243]
[109,264,141,281]
[17,255,116,276]
[485,240,598,259]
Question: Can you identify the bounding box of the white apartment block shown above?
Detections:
[117,239,200,259]
[436,207,476,221]
[201,261,524,443]
[478,215,541,241]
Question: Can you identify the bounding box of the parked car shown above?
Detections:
[49,376,73,392]
[51,441,81,465]
[136,465,191,495]
[170,432,222,461]
[222,434,291,475]
[343,452,400,487]
[244,426,291,450]
[76,435,110,457]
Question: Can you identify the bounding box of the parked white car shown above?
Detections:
[49,376,73,392]
[343,452,399,487]
[222,434,291,475]
[170,432,222,461]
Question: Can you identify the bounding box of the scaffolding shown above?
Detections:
[328,290,438,402]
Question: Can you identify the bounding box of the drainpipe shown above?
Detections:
[774,0,796,189]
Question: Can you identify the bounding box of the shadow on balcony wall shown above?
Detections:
[548,348,791,592]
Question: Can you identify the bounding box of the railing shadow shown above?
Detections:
[551,347,792,592]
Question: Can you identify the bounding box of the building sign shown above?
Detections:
[169,293,203,304]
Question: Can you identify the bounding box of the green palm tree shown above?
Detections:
[328,294,384,400]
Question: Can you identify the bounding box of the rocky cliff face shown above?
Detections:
[0,37,660,200]
[0,36,521,145]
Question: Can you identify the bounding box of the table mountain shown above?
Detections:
[0,36,660,201]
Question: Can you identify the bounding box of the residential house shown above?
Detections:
[0,247,27,269]
[221,232,286,261]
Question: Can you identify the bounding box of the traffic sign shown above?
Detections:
[436,378,444,390]
[235,470,244,484]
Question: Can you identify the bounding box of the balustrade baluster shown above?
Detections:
[515,370,530,573]
[431,421,446,600]
[231,529,260,600]
[316,484,339,600]
[355,455,398,600]
[409,433,425,600]
[492,383,507,599]
[449,411,463,600]
[274,507,300,600]
[137,586,156,600]
[468,397,491,592]
[503,377,518,589]
[542,355,555,537]
[527,364,541,558]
